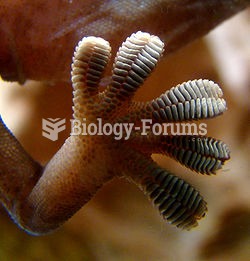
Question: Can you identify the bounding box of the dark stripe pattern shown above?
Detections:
[106,31,164,101]
[161,136,230,174]
[151,79,227,121]
[144,168,207,229]
[71,36,111,94]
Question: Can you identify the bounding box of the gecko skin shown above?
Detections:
[0,32,230,235]
[0,0,248,83]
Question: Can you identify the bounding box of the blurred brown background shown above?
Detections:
[0,7,249,261]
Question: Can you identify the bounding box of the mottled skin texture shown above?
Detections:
[0,32,230,235]
[0,0,249,83]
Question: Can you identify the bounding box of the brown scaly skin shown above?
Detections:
[0,32,230,235]
[0,0,249,83]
